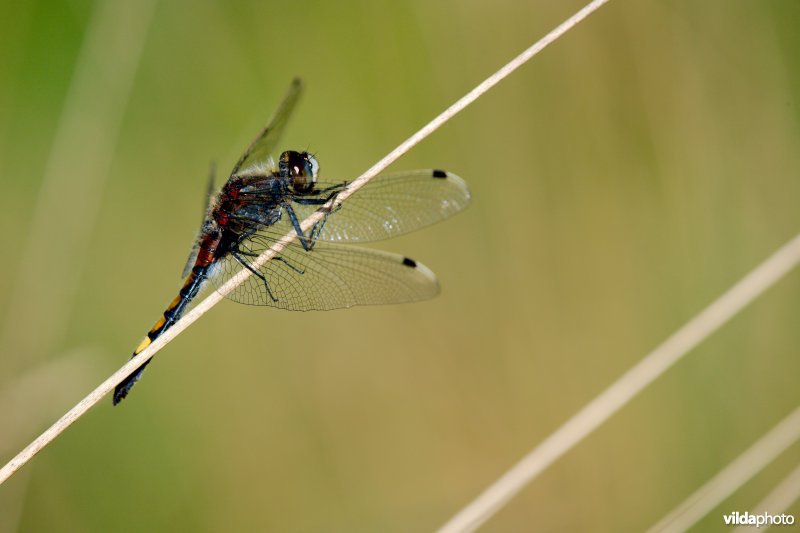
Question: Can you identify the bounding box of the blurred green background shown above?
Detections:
[1,0,800,531]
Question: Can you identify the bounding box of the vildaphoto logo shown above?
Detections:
[723,511,795,527]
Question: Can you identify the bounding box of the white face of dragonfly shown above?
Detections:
[280,150,319,194]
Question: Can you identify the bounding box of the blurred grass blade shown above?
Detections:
[0,470,29,533]
[0,0,157,376]
[0,347,99,455]
[438,234,800,533]
[0,347,98,533]
[648,406,800,533]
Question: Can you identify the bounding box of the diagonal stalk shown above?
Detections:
[437,234,800,533]
[0,0,611,485]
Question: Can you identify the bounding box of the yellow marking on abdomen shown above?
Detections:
[166,294,182,311]
[152,315,167,331]
[134,336,152,354]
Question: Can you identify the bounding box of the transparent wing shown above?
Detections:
[182,163,218,278]
[245,169,470,244]
[229,78,303,176]
[209,233,440,311]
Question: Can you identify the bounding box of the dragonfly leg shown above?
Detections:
[285,204,320,252]
[308,210,333,243]
[293,184,344,206]
[315,181,348,196]
[232,251,278,302]
[274,256,305,274]
[286,186,344,251]
[235,248,305,275]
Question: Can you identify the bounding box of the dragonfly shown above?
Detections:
[113,78,470,404]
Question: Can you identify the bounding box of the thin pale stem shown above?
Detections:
[648,407,800,533]
[436,234,800,533]
[0,0,609,484]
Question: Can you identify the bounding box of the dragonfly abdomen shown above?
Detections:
[113,243,217,405]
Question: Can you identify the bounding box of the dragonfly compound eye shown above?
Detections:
[304,153,319,180]
[281,150,318,194]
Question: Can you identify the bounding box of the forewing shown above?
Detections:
[290,170,470,243]
[230,78,303,176]
[209,233,440,311]
[182,164,218,278]
[182,241,202,280]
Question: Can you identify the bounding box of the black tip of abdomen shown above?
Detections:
[112,359,152,405]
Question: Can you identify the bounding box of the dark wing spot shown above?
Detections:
[402,257,417,268]
[432,169,448,178]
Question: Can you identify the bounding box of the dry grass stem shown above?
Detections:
[648,406,800,533]
[0,0,610,485]
[437,234,800,533]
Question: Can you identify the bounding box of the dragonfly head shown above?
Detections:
[280,150,319,195]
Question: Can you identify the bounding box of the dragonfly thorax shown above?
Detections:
[279,150,318,195]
